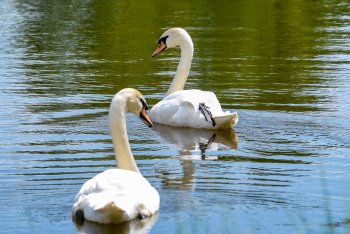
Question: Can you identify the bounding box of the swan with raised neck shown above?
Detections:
[152,27,194,96]
[150,28,238,129]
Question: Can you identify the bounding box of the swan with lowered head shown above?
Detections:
[72,88,159,224]
[150,27,238,129]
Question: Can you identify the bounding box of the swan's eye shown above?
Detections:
[157,35,169,45]
[140,98,148,110]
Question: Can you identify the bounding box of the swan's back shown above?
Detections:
[72,169,159,224]
[150,89,237,129]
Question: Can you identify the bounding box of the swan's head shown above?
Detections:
[114,88,153,127]
[152,28,193,58]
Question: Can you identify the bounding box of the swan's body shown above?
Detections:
[72,88,159,224]
[73,169,159,224]
[151,89,237,129]
[150,28,238,129]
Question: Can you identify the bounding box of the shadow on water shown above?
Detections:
[74,213,159,234]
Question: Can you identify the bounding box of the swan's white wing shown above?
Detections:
[150,92,196,126]
[73,169,159,224]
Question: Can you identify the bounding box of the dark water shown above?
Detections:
[1,0,350,233]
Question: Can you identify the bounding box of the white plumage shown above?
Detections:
[73,169,159,224]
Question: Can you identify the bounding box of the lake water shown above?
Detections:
[1,0,349,233]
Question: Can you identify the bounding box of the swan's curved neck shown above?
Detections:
[109,96,140,173]
[166,37,194,96]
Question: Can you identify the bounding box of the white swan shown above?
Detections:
[150,27,238,129]
[72,88,159,224]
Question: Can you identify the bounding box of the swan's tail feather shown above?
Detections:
[199,103,216,127]
[213,112,238,129]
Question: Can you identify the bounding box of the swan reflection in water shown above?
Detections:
[152,124,238,159]
[152,124,238,190]
[75,212,159,234]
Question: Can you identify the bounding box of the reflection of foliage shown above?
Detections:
[16,0,338,113]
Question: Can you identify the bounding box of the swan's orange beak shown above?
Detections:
[152,41,167,58]
[140,108,153,127]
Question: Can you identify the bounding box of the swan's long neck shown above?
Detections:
[109,96,140,173]
[166,37,194,96]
